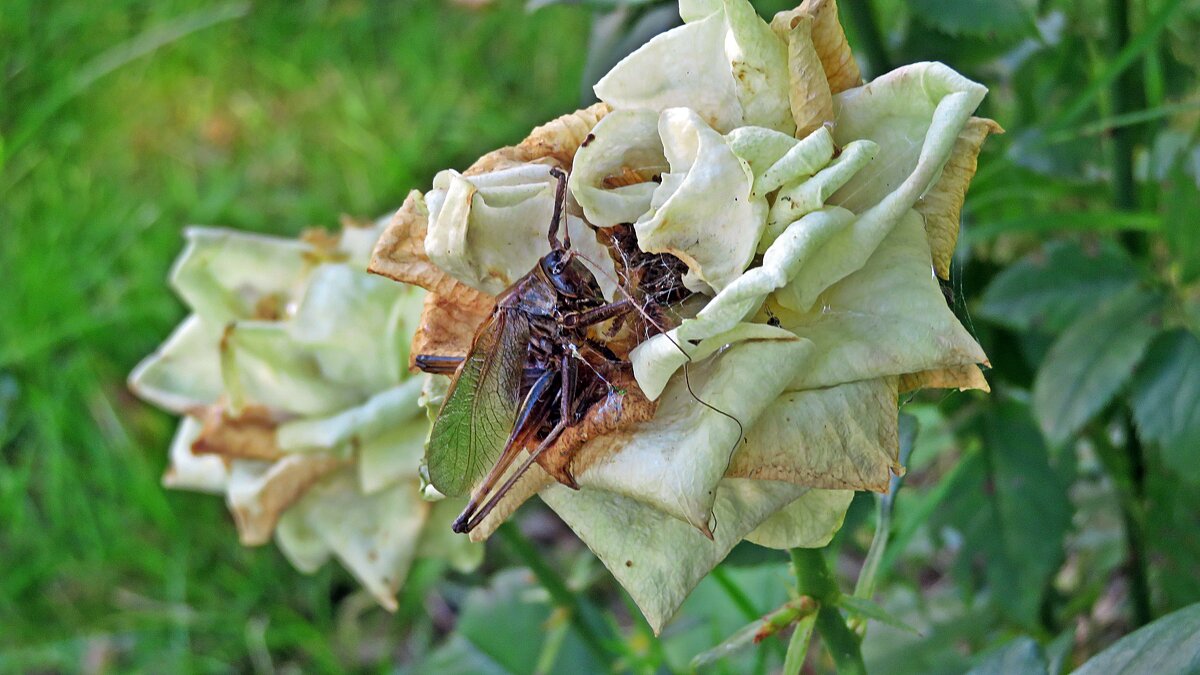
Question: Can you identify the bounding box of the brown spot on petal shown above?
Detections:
[192,404,283,461]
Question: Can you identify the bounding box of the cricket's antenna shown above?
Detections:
[548,167,570,250]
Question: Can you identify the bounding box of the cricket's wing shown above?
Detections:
[426,309,529,497]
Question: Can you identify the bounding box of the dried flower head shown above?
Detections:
[130,219,481,610]
[369,0,1000,632]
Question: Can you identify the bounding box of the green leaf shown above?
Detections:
[951,401,1072,628]
[837,595,919,635]
[420,569,591,674]
[781,611,817,675]
[1072,602,1200,674]
[1164,157,1200,284]
[908,0,1035,38]
[978,240,1141,334]
[1130,329,1200,482]
[967,636,1048,675]
[1032,287,1163,444]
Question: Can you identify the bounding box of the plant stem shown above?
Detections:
[497,522,617,668]
[790,549,866,675]
[1122,415,1153,627]
[1105,0,1142,250]
[840,0,891,79]
[1090,423,1153,627]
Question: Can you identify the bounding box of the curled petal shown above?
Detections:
[596,0,792,134]
[275,472,430,611]
[424,163,619,298]
[915,116,1004,278]
[162,417,229,493]
[636,108,765,292]
[762,139,877,252]
[465,102,610,175]
[775,0,861,95]
[776,210,989,390]
[770,12,834,138]
[569,110,667,228]
[226,453,344,546]
[128,314,223,414]
[631,208,852,396]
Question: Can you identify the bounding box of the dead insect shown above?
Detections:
[416,168,655,534]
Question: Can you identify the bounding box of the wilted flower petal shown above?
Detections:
[777,211,988,390]
[743,488,854,548]
[596,0,792,134]
[128,315,223,413]
[569,109,666,228]
[424,163,619,299]
[635,108,766,292]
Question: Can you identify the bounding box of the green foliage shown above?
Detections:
[1072,602,1200,674]
[978,241,1141,334]
[906,0,1035,38]
[1031,287,1164,444]
[1130,330,1200,482]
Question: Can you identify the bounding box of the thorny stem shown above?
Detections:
[790,549,866,675]
[840,0,891,79]
[496,522,618,668]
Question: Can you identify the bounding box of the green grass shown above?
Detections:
[0,1,591,670]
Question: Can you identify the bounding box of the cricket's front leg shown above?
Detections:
[562,298,634,329]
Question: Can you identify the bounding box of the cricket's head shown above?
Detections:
[540,248,602,300]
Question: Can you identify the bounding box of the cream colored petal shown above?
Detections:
[777,210,988,390]
[542,477,807,634]
[630,208,851,398]
[729,377,901,492]
[578,335,811,532]
[162,416,230,494]
[276,378,425,453]
[275,472,430,611]
[424,164,619,299]
[170,227,313,324]
[635,108,765,292]
[221,321,360,416]
[128,314,223,414]
[744,488,854,549]
[226,453,344,546]
[287,264,423,395]
[568,109,667,228]
[915,117,1004,279]
[761,140,877,252]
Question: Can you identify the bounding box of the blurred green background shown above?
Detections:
[3,0,1199,672]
